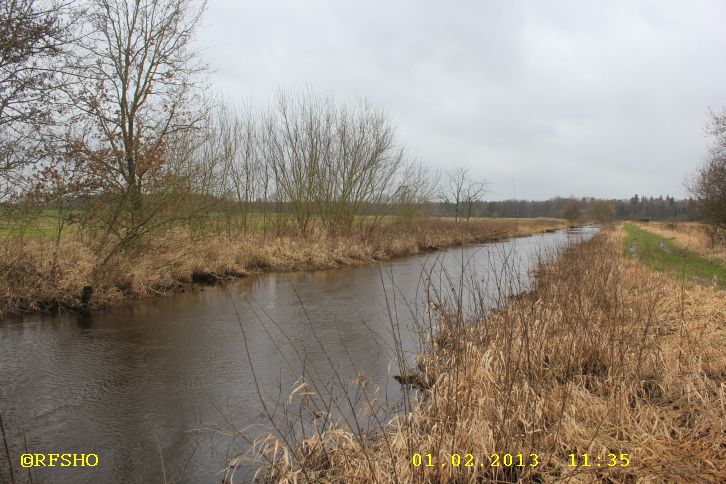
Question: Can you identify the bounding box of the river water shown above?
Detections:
[0,226,599,483]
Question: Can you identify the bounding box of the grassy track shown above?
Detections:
[624,223,726,287]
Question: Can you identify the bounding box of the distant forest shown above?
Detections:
[434,195,699,221]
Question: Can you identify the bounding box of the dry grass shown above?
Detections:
[0,217,566,318]
[643,221,726,265]
[243,226,725,483]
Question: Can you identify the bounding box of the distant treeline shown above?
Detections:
[433,195,700,221]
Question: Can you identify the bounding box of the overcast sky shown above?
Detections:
[195,0,726,200]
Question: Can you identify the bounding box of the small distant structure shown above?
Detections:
[393,185,411,204]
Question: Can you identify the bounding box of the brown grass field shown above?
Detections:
[245,224,725,483]
[0,217,566,319]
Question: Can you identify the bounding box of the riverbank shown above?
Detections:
[0,217,567,319]
[249,225,725,482]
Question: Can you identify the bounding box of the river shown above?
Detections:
[0,225,599,483]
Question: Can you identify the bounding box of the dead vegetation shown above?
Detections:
[241,226,725,483]
[0,217,565,318]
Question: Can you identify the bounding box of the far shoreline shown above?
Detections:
[0,217,582,321]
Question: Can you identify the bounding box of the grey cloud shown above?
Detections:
[197,0,726,199]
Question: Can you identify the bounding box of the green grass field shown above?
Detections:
[624,223,726,287]
[0,209,70,239]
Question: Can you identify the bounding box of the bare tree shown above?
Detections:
[0,0,70,197]
[443,167,466,223]
[203,101,264,236]
[64,0,206,229]
[462,178,487,222]
[262,93,323,235]
[443,167,486,223]
[393,162,439,221]
[54,0,209,262]
[690,109,726,243]
[325,99,404,232]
